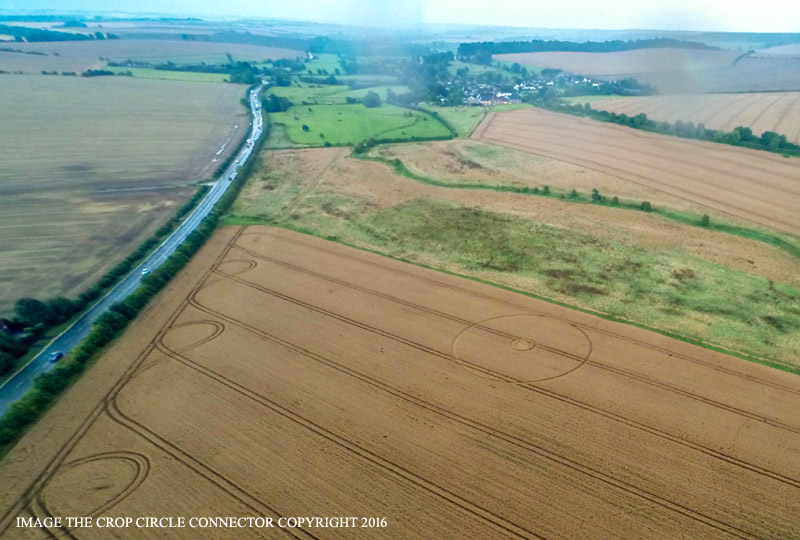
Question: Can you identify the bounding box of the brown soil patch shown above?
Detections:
[473,108,800,235]
[2,226,798,539]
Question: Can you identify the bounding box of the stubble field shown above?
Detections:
[2,226,799,539]
[571,92,800,144]
[0,75,248,314]
[473,108,800,235]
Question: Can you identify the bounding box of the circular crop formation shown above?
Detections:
[451,314,592,382]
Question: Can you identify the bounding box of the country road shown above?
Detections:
[0,85,264,416]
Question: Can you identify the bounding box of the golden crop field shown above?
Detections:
[0,75,248,314]
[573,92,800,144]
[1,226,798,539]
[472,108,800,235]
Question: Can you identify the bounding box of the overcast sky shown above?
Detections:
[6,0,800,33]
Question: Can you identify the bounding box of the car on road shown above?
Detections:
[141,268,150,276]
[49,351,63,363]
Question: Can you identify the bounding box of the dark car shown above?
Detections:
[49,351,63,363]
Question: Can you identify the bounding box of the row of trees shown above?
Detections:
[553,101,800,156]
[457,38,715,62]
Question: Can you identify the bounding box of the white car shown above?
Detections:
[141,268,150,276]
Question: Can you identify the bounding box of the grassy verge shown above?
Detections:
[360,152,800,261]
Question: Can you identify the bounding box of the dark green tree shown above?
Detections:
[362,90,382,108]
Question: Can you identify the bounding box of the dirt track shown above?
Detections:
[473,108,800,235]
[1,226,799,539]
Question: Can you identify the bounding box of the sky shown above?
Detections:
[4,0,800,33]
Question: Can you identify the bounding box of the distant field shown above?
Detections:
[495,48,800,93]
[0,75,248,314]
[473,108,800,235]
[0,39,303,73]
[495,48,737,77]
[303,52,343,74]
[106,66,231,83]
[568,92,800,144]
[756,44,800,56]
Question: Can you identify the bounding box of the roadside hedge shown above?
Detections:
[0,108,267,454]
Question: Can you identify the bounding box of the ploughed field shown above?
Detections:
[495,48,800,93]
[0,75,247,314]
[576,92,800,145]
[2,226,799,539]
[473,108,800,235]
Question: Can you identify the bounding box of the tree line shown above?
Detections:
[0,24,118,42]
[547,101,800,157]
[458,38,716,63]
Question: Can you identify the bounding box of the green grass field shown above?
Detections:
[267,83,451,146]
[303,53,343,74]
[270,103,451,145]
[269,84,409,105]
[106,66,232,83]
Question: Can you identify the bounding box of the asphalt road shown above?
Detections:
[0,85,264,416]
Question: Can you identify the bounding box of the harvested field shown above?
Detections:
[495,49,800,93]
[2,226,799,539]
[372,139,756,217]
[569,92,800,144]
[0,39,302,73]
[0,75,247,314]
[473,108,800,235]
